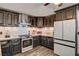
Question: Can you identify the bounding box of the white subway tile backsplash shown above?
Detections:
[0,26,28,38]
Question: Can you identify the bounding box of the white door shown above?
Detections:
[54,21,63,39]
[63,19,75,41]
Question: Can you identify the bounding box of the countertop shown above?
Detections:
[0,37,33,42]
[0,37,21,42]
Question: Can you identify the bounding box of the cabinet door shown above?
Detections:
[28,16,32,26]
[31,18,34,26]
[33,18,36,27]
[49,17,52,27]
[44,17,48,27]
[1,40,12,56]
[11,39,21,55]
[4,12,12,26]
[11,13,15,26]
[8,13,12,25]
[35,18,37,27]
[0,11,4,25]
[56,11,62,21]
[25,15,28,23]
[37,17,43,27]
[33,37,39,47]
[43,17,45,27]
[30,17,33,27]
[12,13,18,26]
[12,45,21,55]
[66,7,76,19]
[47,37,54,49]
[61,10,66,20]
[41,37,47,46]
[14,14,18,25]
[47,17,50,27]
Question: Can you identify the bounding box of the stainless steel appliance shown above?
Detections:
[22,37,33,53]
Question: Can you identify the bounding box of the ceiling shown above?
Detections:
[0,3,77,16]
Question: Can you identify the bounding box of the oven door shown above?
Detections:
[23,39,32,48]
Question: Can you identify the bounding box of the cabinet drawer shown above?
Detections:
[54,43,75,56]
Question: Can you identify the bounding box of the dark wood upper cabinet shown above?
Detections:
[28,16,32,26]
[11,13,15,26]
[0,11,4,25]
[37,17,43,27]
[55,6,76,21]
[66,6,76,19]
[11,13,19,26]
[4,12,12,26]
[49,17,53,27]
[0,9,19,26]
[56,11,62,21]
[35,17,38,27]
[56,10,66,21]
[44,17,48,27]
[61,10,66,20]
[14,14,19,25]
[28,16,55,27]
[8,13,12,25]
[33,17,36,27]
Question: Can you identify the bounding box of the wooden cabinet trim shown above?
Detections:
[0,11,4,25]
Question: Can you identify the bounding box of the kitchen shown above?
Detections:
[0,3,79,56]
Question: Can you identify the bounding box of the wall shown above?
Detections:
[0,27,18,38]
[28,27,54,37]
[0,26,28,39]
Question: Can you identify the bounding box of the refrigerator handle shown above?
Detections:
[78,32,79,34]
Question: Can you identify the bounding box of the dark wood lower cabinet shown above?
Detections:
[12,45,21,55]
[47,37,54,49]
[33,36,54,50]
[33,37,40,48]
[1,40,12,56]
[1,39,21,56]
[41,37,48,47]
[11,39,21,55]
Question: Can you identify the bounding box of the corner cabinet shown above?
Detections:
[33,37,40,48]
[28,15,55,27]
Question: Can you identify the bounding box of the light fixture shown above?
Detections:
[54,3,63,7]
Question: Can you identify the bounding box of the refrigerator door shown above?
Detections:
[54,21,63,39]
[63,19,75,41]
